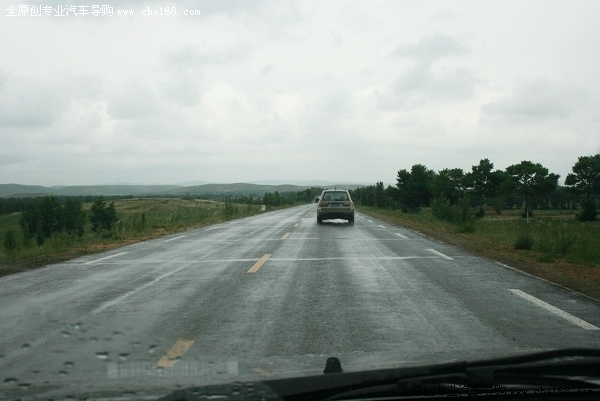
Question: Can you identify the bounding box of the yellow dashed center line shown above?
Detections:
[252,367,275,378]
[247,254,271,273]
[281,232,291,240]
[156,339,195,368]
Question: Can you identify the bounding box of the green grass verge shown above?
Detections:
[0,198,302,277]
[358,206,600,301]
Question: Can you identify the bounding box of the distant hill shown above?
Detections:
[0,184,56,198]
[175,180,211,186]
[247,180,370,187]
[164,183,313,196]
[0,184,182,198]
[1,182,369,198]
[164,182,367,196]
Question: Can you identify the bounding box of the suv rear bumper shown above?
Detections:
[317,209,354,220]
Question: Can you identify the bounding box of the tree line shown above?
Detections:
[350,154,600,222]
[262,188,323,207]
[14,196,117,247]
[0,194,134,216]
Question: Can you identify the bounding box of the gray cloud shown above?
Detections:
[0,68,102,128]
[108,81,162,119]
[383,32,476,106]
[481,79,588,122]
[392,31,466,63]
[165,44,250,70]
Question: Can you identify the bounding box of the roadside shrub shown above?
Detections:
[457,197,473,225]
[474,205,486,218]
[536,220,575,256]
[100,229,114,239]
[35,224,45,246]
[577,198,598,222]
[48,232,75,252]
[3,230,18,253]
[456,220,476,234]
[492,198,503,215]
[431,196,454,222]
[222,200,239,217]
[515,234,534,250]
[521,209,534,219]
[21,230,32,248]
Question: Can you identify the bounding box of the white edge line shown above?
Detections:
[426,248,453,260]
[394,233,408,239]
[84,252,127,265]
[509,289,599,330]
[367,220,373,222]
[164,235,186,242]
[378,225,386,228]
[495,262,600,305]
[206,227,219,230]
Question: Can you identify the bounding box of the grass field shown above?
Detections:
[0,198,290,276]
[358,206,600,301]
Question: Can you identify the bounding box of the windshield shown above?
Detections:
[1,1,600,400]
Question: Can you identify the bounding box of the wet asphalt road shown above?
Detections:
[1,204,600,398]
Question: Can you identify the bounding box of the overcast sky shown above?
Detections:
[1,0,599,186]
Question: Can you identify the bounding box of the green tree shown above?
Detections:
[19,200,40,237]
[431,168,465,204]
[505,161,560,221]
[463,159,507,207]
[565,154,600,221]
[374,181,386,208]
[63,198,86,236]
[90,197,118,232]
[38,196,64,237]
[396,164,435,212]
[35,224,45,246]
[3,230,18,253]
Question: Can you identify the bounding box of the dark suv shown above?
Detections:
[317,189,354,224]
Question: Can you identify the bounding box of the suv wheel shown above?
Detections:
[348,216,354,224]
[317,216,323,225]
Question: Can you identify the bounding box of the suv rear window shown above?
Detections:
[323,191,349,201]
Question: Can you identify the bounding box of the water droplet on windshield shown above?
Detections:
[61,331,71,338]
[64,361,74,367]
[119,353,129,361]
[18,382,31,388]
[3,378,18,385]
[22,344,30,350]
[59,370,69,377]
[148,345,158,354]
[95,352,109,360]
